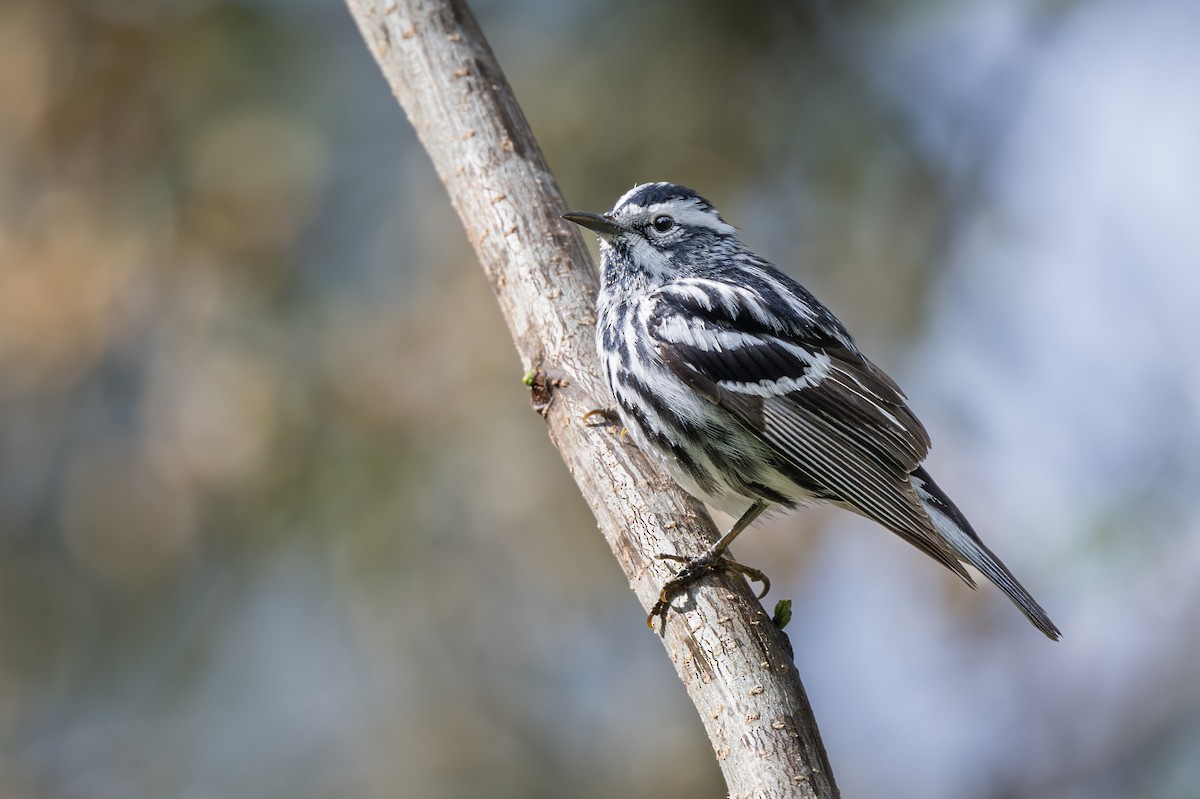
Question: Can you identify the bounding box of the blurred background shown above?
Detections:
[1,0,1197,797]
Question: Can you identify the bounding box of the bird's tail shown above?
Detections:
[911,468,1061,640]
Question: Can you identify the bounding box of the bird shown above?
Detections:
[562,182,1060,640]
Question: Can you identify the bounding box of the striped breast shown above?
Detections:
[595,288,811,515]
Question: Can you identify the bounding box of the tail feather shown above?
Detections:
[911,468,1061,640]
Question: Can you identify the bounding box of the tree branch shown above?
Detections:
[343,1,839,795]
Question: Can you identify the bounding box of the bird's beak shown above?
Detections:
[562,211,626,238]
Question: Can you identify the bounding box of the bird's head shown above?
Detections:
[563,182,739,289]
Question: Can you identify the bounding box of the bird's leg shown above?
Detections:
[648,502,771,628]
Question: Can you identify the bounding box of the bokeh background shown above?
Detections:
[2,0,1198,797]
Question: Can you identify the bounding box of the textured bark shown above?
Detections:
[343,1,839,796]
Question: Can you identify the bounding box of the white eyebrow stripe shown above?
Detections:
[643,201,736,236]
[609,183,737,236]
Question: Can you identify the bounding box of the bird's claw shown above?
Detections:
[646,552,771,629]
[582,408,621,426]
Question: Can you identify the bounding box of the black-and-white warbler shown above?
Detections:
[564,182,1060,640]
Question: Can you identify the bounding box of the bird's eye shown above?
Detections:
[651,215,675,233]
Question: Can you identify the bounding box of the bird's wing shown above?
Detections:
[648,278,970,581]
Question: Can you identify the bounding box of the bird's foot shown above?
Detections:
[646,552,770,629]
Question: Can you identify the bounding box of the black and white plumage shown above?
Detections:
[563,182,1059,639]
